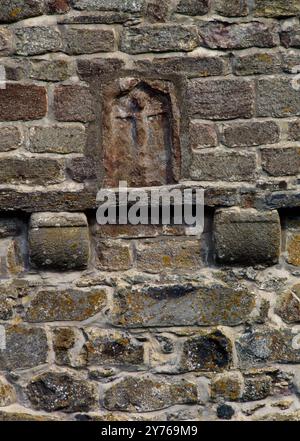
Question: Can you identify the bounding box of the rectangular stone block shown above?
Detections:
[257,78,300,117]
[0,84,47,121]
[28,124,86,154]
[0,0,45,23]
[214,0,248,17]
[254,0,300,17]
[0,158,64,185]
[198,21,279,50]
[189,121,218,149]
[29,212,90,271]
[95,240,133,271]
[281,29,300,48]
[63,26,115,54]
[176,0,210,15]
[187,79,254,120]
[72,0,144,12]
[0,126,23,152]
[28,59,73,82]
[54,84,95,122]
[222,121,280,147]
[233,52,282,75]
[120,25,199,54]
[136,238,202,273]
[190,152,256,181]
[15,26,62,56]
[261,148,300,176]
[112,282,255,327]
[213,208,281,266]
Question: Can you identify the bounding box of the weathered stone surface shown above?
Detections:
[28,59,73,82]
[255,411,300,421]
[145,0,171,23]
[198,21,279,50]
[176,0,210,15]
[46,0,71,14]
[261,148,300,176]
[95,240,133,271]
[189,121,218,149]
[214,208,281,266]
[0,377,16,406]
[134,55,228,76]
[241,375,272,401]
[190,152,256,181]
[0,0,45,23]
[53,327,76,365]
[72,0,144,12]
[187,78,254,119]
[0,158,64,185]
[217,404,235,420]
[103,376,197,412]
[27,372,96,412]
[63,26,115,54]
[136,238,202,273]
[120,25,199,54]
[0,27,13,55]
[0,237,23,276]
[222,121,280,147]
[287,232,300,266]
[59,11,137,24]
[0,126,23,152]
[236,327,300,368]
[66,157,96,182]
[0,218,20,238]
[257,77,300,117]
[29,212,90,271]
[0,295,14,320]
[0,84,47,121]
[211,372,243,401]
[0,325,48,370]
[112,282,255,327]
[254,0,300,17]
[28,124,86,154]
[281,29,300,48]
[26,288,107,322]
[233,52,282,75]
[15,27,62,56]
[54,84,95,122]
[102,78,180,187]
[0,411,59,421]
[94,223,184,239]
[84,328,144,366]
[214,0,248,17]
[180,331,233,372]
[288,120,300,141]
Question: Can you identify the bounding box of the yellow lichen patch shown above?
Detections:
[9,8,21,18]
[287,233,300,266]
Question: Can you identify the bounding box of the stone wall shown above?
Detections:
[0,0,300,421]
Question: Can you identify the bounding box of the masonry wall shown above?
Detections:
[0,0,300,421]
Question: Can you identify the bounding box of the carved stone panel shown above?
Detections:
[102,78,181,187]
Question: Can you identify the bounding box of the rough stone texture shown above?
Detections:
[261,148,300,177]
[287,232,300,266]
[233,52,282,76]
[179,331,233,372]
[29,212,90,271]
[0,378,16,406]
[288,120,300,141]
[176,0,210,16]
[214,0,248,17]
[214,208,281,266]
[136,238,202,273]
[211,372,243,401]
[95,240,133,271]
[0,28,13,55]
[189,121,218,149]
[236,327,300,368]
[72,0,144,12]
[84,328,144,366]
[222,121,280,147]
[27,372,96,412]
[187,79,254,119]
[0,84,47,121]
[120,25,199,54]
[15,27,62,56]
[0,325,48,370]
[54,84,95,122]
[112,282,255,327]
[254,0,300,17]
[28,124,86,154]
[198,21,279,50]
[0,158,64,185]
[63,26,115,54]
[257,78,300,117]
[26,288,107,322]
[103,376,197,412]
[190,152,256,181]
[0,0,45,23]
[0,126,23,152]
